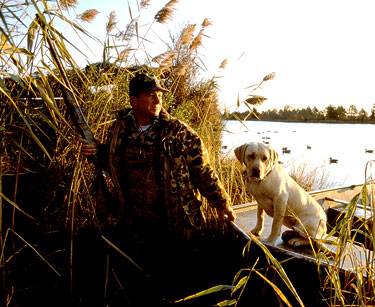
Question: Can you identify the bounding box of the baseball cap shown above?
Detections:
[129,72,168,97]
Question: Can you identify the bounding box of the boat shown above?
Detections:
[227,183,374,306]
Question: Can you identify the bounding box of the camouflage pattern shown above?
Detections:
[114,112,163,221]
[99,108,230,238]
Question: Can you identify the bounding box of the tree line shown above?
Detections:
[227,104,375,122]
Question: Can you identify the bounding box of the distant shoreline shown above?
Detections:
[223,118,375,124]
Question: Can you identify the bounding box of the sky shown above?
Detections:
[64,0,375,113]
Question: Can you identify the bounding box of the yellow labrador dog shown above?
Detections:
[235,142,328,249]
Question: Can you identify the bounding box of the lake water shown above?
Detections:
[221,120,375,188]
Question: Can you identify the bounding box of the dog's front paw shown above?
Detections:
[264,236,277,245]
[250,227,263,236]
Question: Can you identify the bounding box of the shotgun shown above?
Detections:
[35,15,113,218]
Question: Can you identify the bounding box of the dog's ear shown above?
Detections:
[234,144,248,165]
[268,145,279,167]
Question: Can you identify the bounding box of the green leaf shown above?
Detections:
[173,285,234,303]
[232,113,248,130]
[215,299,237,306]
[0,33,33,57]
[0,72,25,88]
[252,269,293,307]
[232,276,248,294]
[361,184,368,207]
[27,17,39,52]
[0,79,12,100]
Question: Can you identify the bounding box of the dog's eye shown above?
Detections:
[262,156,268,161]
[248,153,255,159]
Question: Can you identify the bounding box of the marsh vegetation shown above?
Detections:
[1,1,374,306]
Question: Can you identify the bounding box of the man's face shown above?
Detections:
[131,90,163,125]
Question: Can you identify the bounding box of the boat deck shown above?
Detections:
[230,184,374,275]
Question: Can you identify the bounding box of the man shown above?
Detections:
[79,72,236,304]
[80,72,235,236]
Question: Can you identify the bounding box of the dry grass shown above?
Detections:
[287,160,335,191]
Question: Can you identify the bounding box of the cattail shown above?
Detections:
[106,11,117,33]
[219,59,228,69]
[77,9,100,23]
[179,24,196,46]
[201,18,212,28]
[189,29,204,51]
[154,0,179,23]
[59,0,78,9]
[263,72,276,82]
[140,0,150,8]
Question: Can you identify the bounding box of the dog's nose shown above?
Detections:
[252,168,260,178]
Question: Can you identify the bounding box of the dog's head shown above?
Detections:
[234,142,278,181]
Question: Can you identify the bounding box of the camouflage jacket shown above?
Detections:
[99,108,230,238]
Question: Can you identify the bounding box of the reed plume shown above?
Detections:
[201,18,212,28]
[59,0,78,9]
[118,47,132,63]
[179,24,196,46]
[140,0,150,8]
[153,50,177,67]
[189,29,204,51]
[219,59,228,69]
[106,11,117,33]
[77,9,100,23]
[175,64,189,76]
[241,72,276,109]
[263,72,276,82]
[154,0,179,23]
[121,18,138,42]
[245,95,267,106]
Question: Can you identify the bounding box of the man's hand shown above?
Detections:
[77,138,98,157]
[217,206,236,222]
